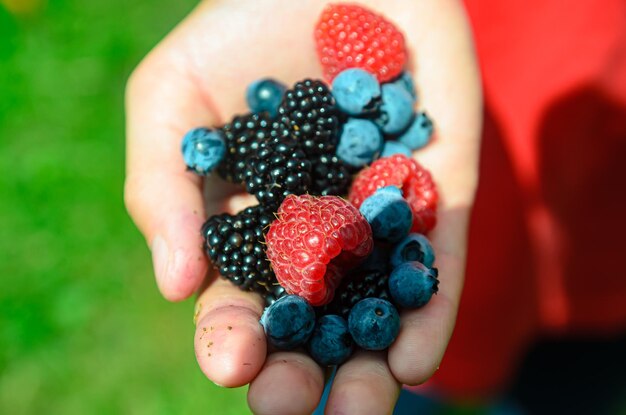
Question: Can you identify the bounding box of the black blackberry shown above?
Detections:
[322,270,392,318]
[217,112,274,184]
[278,79,340,158]
[202,204,278,297]
[244,125,312,208]
[309,154,353,196]
[264,285,288,307]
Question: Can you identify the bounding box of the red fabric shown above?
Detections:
[425,0,626,399]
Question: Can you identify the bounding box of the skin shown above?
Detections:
[125,0,482,413]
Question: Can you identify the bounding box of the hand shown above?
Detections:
[125,0,482,413]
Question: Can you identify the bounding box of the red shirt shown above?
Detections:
[424,0,626,398]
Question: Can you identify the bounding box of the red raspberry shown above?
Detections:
[266,194,373,306]
[348,154,438,234]
[314,3,407,83]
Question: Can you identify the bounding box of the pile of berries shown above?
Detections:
[181,3,439,366]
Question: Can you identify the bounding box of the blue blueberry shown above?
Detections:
[181,127,226,175]
[389,262,439,309]
[359,186,413,243]
[348,298,400,350]
[381,140,413,158]
[308,315,354,366]
[245,78,287,118]
[332,68,381,115]
[336,118,383,168]
[376,83,415,135]
[390,233,435,268]
[397,112,433,150]
[260,294,315,350]
[392,71,417,101]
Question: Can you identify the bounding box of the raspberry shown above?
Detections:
[348,154,438,233]
[314,3,407,83]
[265,195,374,306]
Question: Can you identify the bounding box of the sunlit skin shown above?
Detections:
[125,0,481,413]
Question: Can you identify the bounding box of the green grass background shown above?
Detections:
[0,1,250,413]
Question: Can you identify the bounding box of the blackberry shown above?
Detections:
[264,285,288,307]
[309,154,352,196]
[322,270,392,318]
[217,112,274,184]
[202,205,278,297]
[278,79,340,158]
[244,125,312,208]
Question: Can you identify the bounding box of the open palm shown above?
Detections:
[125,0,481,413]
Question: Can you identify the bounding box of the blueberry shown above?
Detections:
[389,262,439,309]
[348,298,400,350]
[376,83,415,135]
[359,186,413,243]
[246,78,287,118]
[397,112,433,150]
[336,118,383,168]
[390,233,435,268]
[308,315,354,366]
[381,140,412,158]
[260,294,315,349]
[392,71,417,102]
[181,127,226,175]
[332,68,381,115]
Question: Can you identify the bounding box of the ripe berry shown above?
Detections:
[359,186,413,243]
[202,205,277,298]
[390,233,435,269]
[349,154,438,234]
[336,118,384,168]
[376,83,415,135]
[348,298,400,350]
[216,112,275,184]
[260,295,316,350]
[309,154,352,197]
[246,78,287,118]
[308,315,354,366]
[315,3,407,83]
[243,132,312,208]
[398,111,434,150]
[278,79,340,158]
[320,244,391,317]
[393,71,418,101]
[332,68,381,116]
[388,262,439,309]
[181,128,226,175]
[381,140,412,158]
[265,194,374,306]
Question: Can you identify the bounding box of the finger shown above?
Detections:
[388,207,469,385]
[325,351,400,415]
[194,277,266,387]
[247,352,325,415]
[124,34,224,301]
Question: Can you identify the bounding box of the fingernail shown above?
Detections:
[151,235,170,287]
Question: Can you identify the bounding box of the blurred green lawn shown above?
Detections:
[0,1,250,413]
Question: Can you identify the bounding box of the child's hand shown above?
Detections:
[125,0,481,413]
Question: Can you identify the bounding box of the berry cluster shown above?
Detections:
[180,3,439,365]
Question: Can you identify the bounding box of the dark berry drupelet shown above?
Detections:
[243,126,313,208]
[202,205,279,297]
[217,112,274,184]
[321,270,392,318]
[309,154,352,197]
[278,79,340,158]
